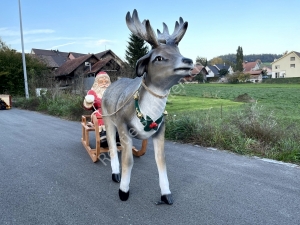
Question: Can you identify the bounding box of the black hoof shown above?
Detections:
[112,173,121,183]
[119,189,130,201]
[161,194,173,205]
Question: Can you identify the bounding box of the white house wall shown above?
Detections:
[205,66,215,77]
[271,52,300,78]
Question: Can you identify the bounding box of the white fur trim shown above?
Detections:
[85,95,94,103]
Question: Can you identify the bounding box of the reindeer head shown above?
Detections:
[126,9,193,88]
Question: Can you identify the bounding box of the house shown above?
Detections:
[243,60,261,73]
[54,54,98,80]
[242,60,264,83]
[204,65,221,82]
[191,64,208,76]
[261,66,272,76]
[31,48,123,70]
[95,50,124,67]
[248,70,263,83]
[206,65,219,78]
[31,48,70,70]
[68,52,86,60]
[204,63,233,82]
[271,51,300,78]
[184,64,208,82]
[214,63,234,75]
[31,48,124,88]
[54,53,122,88]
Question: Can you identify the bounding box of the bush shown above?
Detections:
[165,114,200,141]
[226,72,251,84]
[262,77,300,84]
[165,109,245,153]
[226,72,239,84]
[14,93,89,121]
[233,103,279,143]
[165,104,300,164]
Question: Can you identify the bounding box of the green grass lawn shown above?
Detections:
[166,96,243,113]
[170,83,300,123]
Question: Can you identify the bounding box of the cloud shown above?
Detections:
[24,29,55,35]
[0,27,55,36]
[6,36,94,45]
[49,42,76,49]
[83,39,113,48]
[95,39,112,46]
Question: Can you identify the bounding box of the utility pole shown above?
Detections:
[18,0,29,98]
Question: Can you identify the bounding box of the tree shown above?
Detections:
[226,72,239,84]
[125,33,149,69]
[0,37,50,96]
[217,53,283,64]
[237,73,250,82]
[209,57,223,65]
[196,56,207,66]
[219,68,229,77]
[236,46,243,72]
[196,74,207,83]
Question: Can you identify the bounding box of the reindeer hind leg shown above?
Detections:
[105,118,121,183]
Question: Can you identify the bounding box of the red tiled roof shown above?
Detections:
[243,61,257,72]
[191,64,208,75]
[248,70,262,75]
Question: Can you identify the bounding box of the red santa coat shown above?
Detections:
[84,89,104,127]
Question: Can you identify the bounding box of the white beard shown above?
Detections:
[92,86,107,98]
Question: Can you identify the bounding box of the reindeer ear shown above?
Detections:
[135,53,151,77]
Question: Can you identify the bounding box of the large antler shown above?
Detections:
[157,17,188,45]
[126,9,159,48]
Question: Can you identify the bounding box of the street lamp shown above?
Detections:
[18,0,29,99]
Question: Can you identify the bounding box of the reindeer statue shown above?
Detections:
[102,9,193,205]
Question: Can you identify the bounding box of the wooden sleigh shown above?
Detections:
[81,114,148,162]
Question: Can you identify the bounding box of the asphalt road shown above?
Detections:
[1,108,300,225]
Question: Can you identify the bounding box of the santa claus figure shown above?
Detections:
[83,71,111,145]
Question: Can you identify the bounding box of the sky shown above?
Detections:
[1,0,299,62]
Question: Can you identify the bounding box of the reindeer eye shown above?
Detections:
[154,56,163,61]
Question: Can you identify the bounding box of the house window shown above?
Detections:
[290,57,295,61]
[290,64,295,68]
[275,72,279,78]
[275,65,280,69]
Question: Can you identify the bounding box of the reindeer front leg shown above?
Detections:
[152,121,173,205]
[118,125,134,201]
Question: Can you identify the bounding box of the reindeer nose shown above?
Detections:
[182,57,193,65]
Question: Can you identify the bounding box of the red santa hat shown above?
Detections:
[96,71,108,77]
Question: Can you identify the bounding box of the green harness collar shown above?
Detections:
[134,91,167,132]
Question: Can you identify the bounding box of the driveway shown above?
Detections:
[1,108,300,224]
